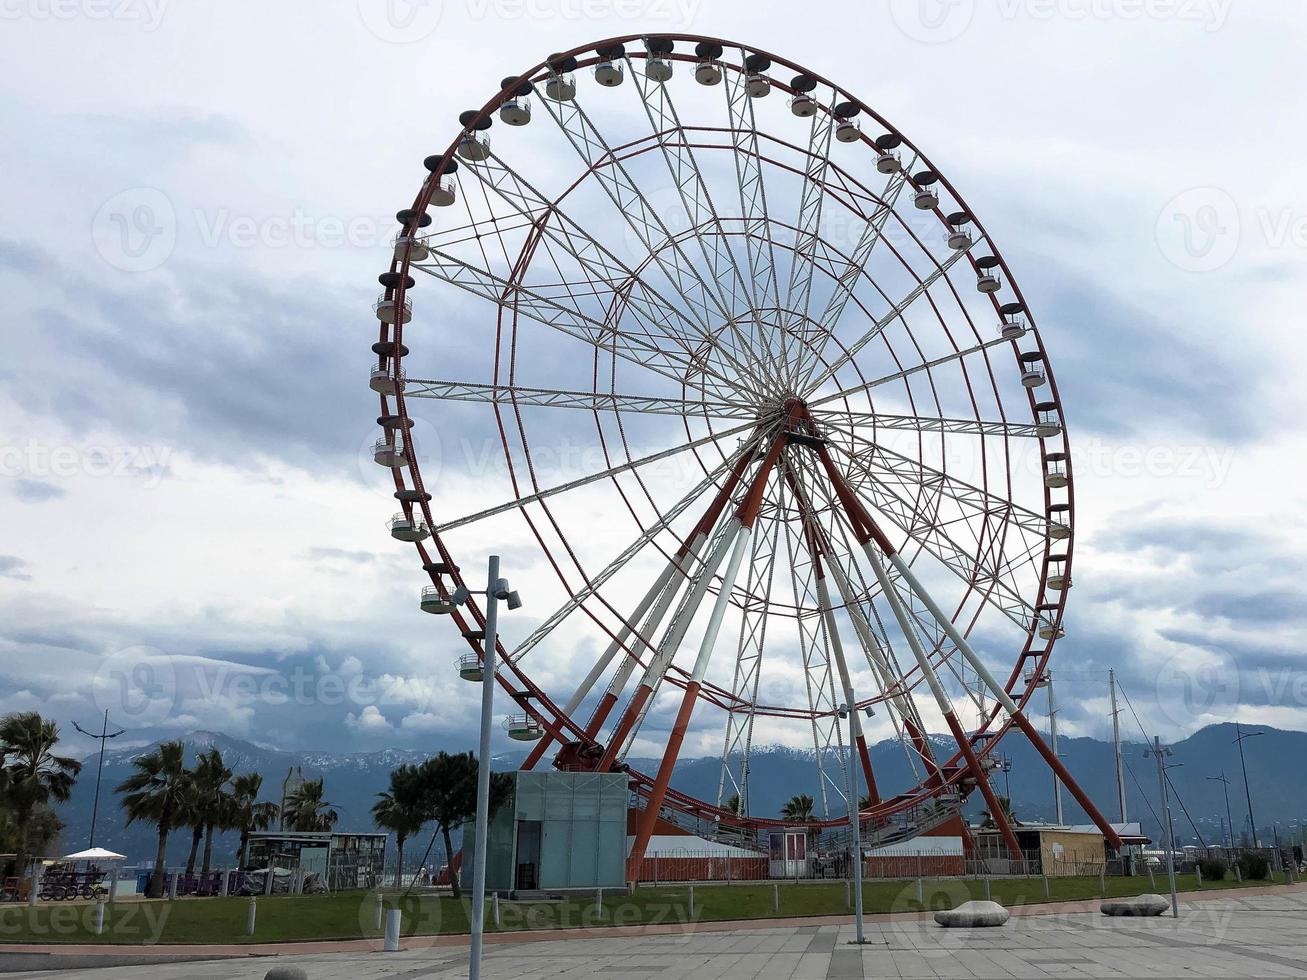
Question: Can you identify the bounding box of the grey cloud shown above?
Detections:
[0,556,31,581]
[10,478,66,503]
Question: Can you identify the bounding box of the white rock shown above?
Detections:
[1100,894,1170,917]
[934,899,1009,928]
[264,968,308,980]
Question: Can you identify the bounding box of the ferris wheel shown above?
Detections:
[370,34,1122,872]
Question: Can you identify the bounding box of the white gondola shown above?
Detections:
[1043,453,1069,488]
[374,293,411,325]
[695,61,722,85]
[430,178,456,207]
[646,57,673,82]
[545,72,576,102]
[457,653,484,682]
[835,119,860,143]
[914,188,939,210]
[389,512,430,542]
[500,98,531,126]
[1038,619,1066,641]
[1000,315,1027,340]
[746,73,770,98]
[373,439,408,468]
[504,714,545,741]
[1020,352,1046,388]
[1048,519,1072,541]
[369,362,405,395]
[789,93,817,117]
[1047,503,1071,541]
[420,586,459,614]
[456,135,490,162]
[593,59,623,87]
[876,149,901,173]
[1047,570,1070,591]
[977,266,1002,293]
[393,234,429,262]
[1034,403,1062,438]
[1024,667,1049,687]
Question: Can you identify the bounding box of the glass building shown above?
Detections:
[462,771,628,893]
[243,831,387,891]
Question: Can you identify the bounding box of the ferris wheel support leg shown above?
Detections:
[629,431,790,872]
[629,523,755,875]
[522,552,690,772]
[815,574,880,807]
[887,555,1124,853]
[856,540,1023,861]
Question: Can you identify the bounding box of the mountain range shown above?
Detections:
[52,724,1303,865]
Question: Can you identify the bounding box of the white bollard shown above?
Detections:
[1234,863,1242,883]
[845,879,851,909]
[773,882,779,912]
[1148,866,1157,889]
[375,893,384,930]
[218,871,228,898]
[93,900,105,936]
[915,878,924,904]
[169,874,178,901]
[688,885,695,918]
[383,909,402,952]
[492,892,500,927]
[108,873,119,906]
[1196,866,1203,887]
[983,877,991,901]
[595,888,602,916]
[1042,875,1050,899]
[246,897,257,936]
[28,872,38,908]
[264,869,274,896]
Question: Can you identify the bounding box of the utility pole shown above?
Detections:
[838,704,865,944]
[1146,736,1179,918]
[1208,773,1236,851]
[1109,670,1127,823]
[1047,670,1063,825]
[1233,723,1263,847]
[72,711,126,849]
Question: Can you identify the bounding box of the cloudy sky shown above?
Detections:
[1,0,1304,784]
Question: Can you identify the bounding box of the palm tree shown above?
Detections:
[116,740,188,898]
[230,773,279,866]
[284,778,338,832]
[780,793,815,822]
[176,749,232,876]
[0,712,81,876]
[979,796,1021,830]
[724,793,742,815]
[373,764,425,889]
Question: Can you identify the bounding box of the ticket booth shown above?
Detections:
[768,830,810,878]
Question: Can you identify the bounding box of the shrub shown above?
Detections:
[1197,857,1227,881]
[1237,853,1270,881]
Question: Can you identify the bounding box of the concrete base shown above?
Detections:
[1101,894,1170,917]
[934,900,1009,928]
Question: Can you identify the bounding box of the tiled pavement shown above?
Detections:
[5,892,1307,979]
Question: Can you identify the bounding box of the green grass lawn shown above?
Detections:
[0,873,1275,946]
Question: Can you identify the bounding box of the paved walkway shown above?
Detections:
[4,889,1307,978]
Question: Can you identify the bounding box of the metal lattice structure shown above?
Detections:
[369,34,1121,874]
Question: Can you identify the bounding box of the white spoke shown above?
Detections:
[404,378,747,418]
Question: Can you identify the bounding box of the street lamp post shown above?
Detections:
[837,704,865,944]
[1208,774,1236,850]
[72,711,126,849]
[1146,736,1179,918]
[432,556,522,980]
[1233,723,1263,846]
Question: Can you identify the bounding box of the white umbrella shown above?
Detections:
[61,847,126,862]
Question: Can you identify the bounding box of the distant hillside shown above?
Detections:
[52,724,1299,864]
